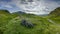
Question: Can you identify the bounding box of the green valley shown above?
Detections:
[0,8,60,34]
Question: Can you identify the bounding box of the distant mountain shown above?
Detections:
[13,11,26,14]
[49,7,60,17]
[39,14,48,16]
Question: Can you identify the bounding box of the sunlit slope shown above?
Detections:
[0,10,11,27]
[3,12,60,34]
[0,10,18,34]
[0,10,60,34]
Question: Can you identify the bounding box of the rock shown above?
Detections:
[21,20,34,28]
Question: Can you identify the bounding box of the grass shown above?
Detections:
[0,10,60,34]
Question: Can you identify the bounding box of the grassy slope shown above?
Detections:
[0,10,60,34]
[50,7,60,16]
[48,7,60,24]
[0,10,18,34]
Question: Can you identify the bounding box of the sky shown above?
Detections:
[0,0,60,15]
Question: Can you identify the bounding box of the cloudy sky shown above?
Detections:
[0,0,60,15]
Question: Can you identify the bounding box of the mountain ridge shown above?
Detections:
[49,7,60,17]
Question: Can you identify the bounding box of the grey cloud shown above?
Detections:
[0,0,60,15]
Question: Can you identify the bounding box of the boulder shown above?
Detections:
[21,20,34,28]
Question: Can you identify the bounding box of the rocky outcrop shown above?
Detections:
[21,20,34,28]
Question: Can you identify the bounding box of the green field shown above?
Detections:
[0,9,60,34]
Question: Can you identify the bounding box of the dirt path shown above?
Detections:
[47,19,55,24]
[47,19,60,26]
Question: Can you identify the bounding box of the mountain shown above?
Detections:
[49,7,60,17]
[48,7,60,24]
[0,10,60,34]
[14,11,26,14]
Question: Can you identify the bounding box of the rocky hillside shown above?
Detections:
[48,7,60,24]
[49,7,60,17]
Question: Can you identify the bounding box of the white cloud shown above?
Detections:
[0,0,60,15]
[4,5,13,8]
[11,0,60,14]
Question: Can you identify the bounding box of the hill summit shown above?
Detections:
[0,10,10,14]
